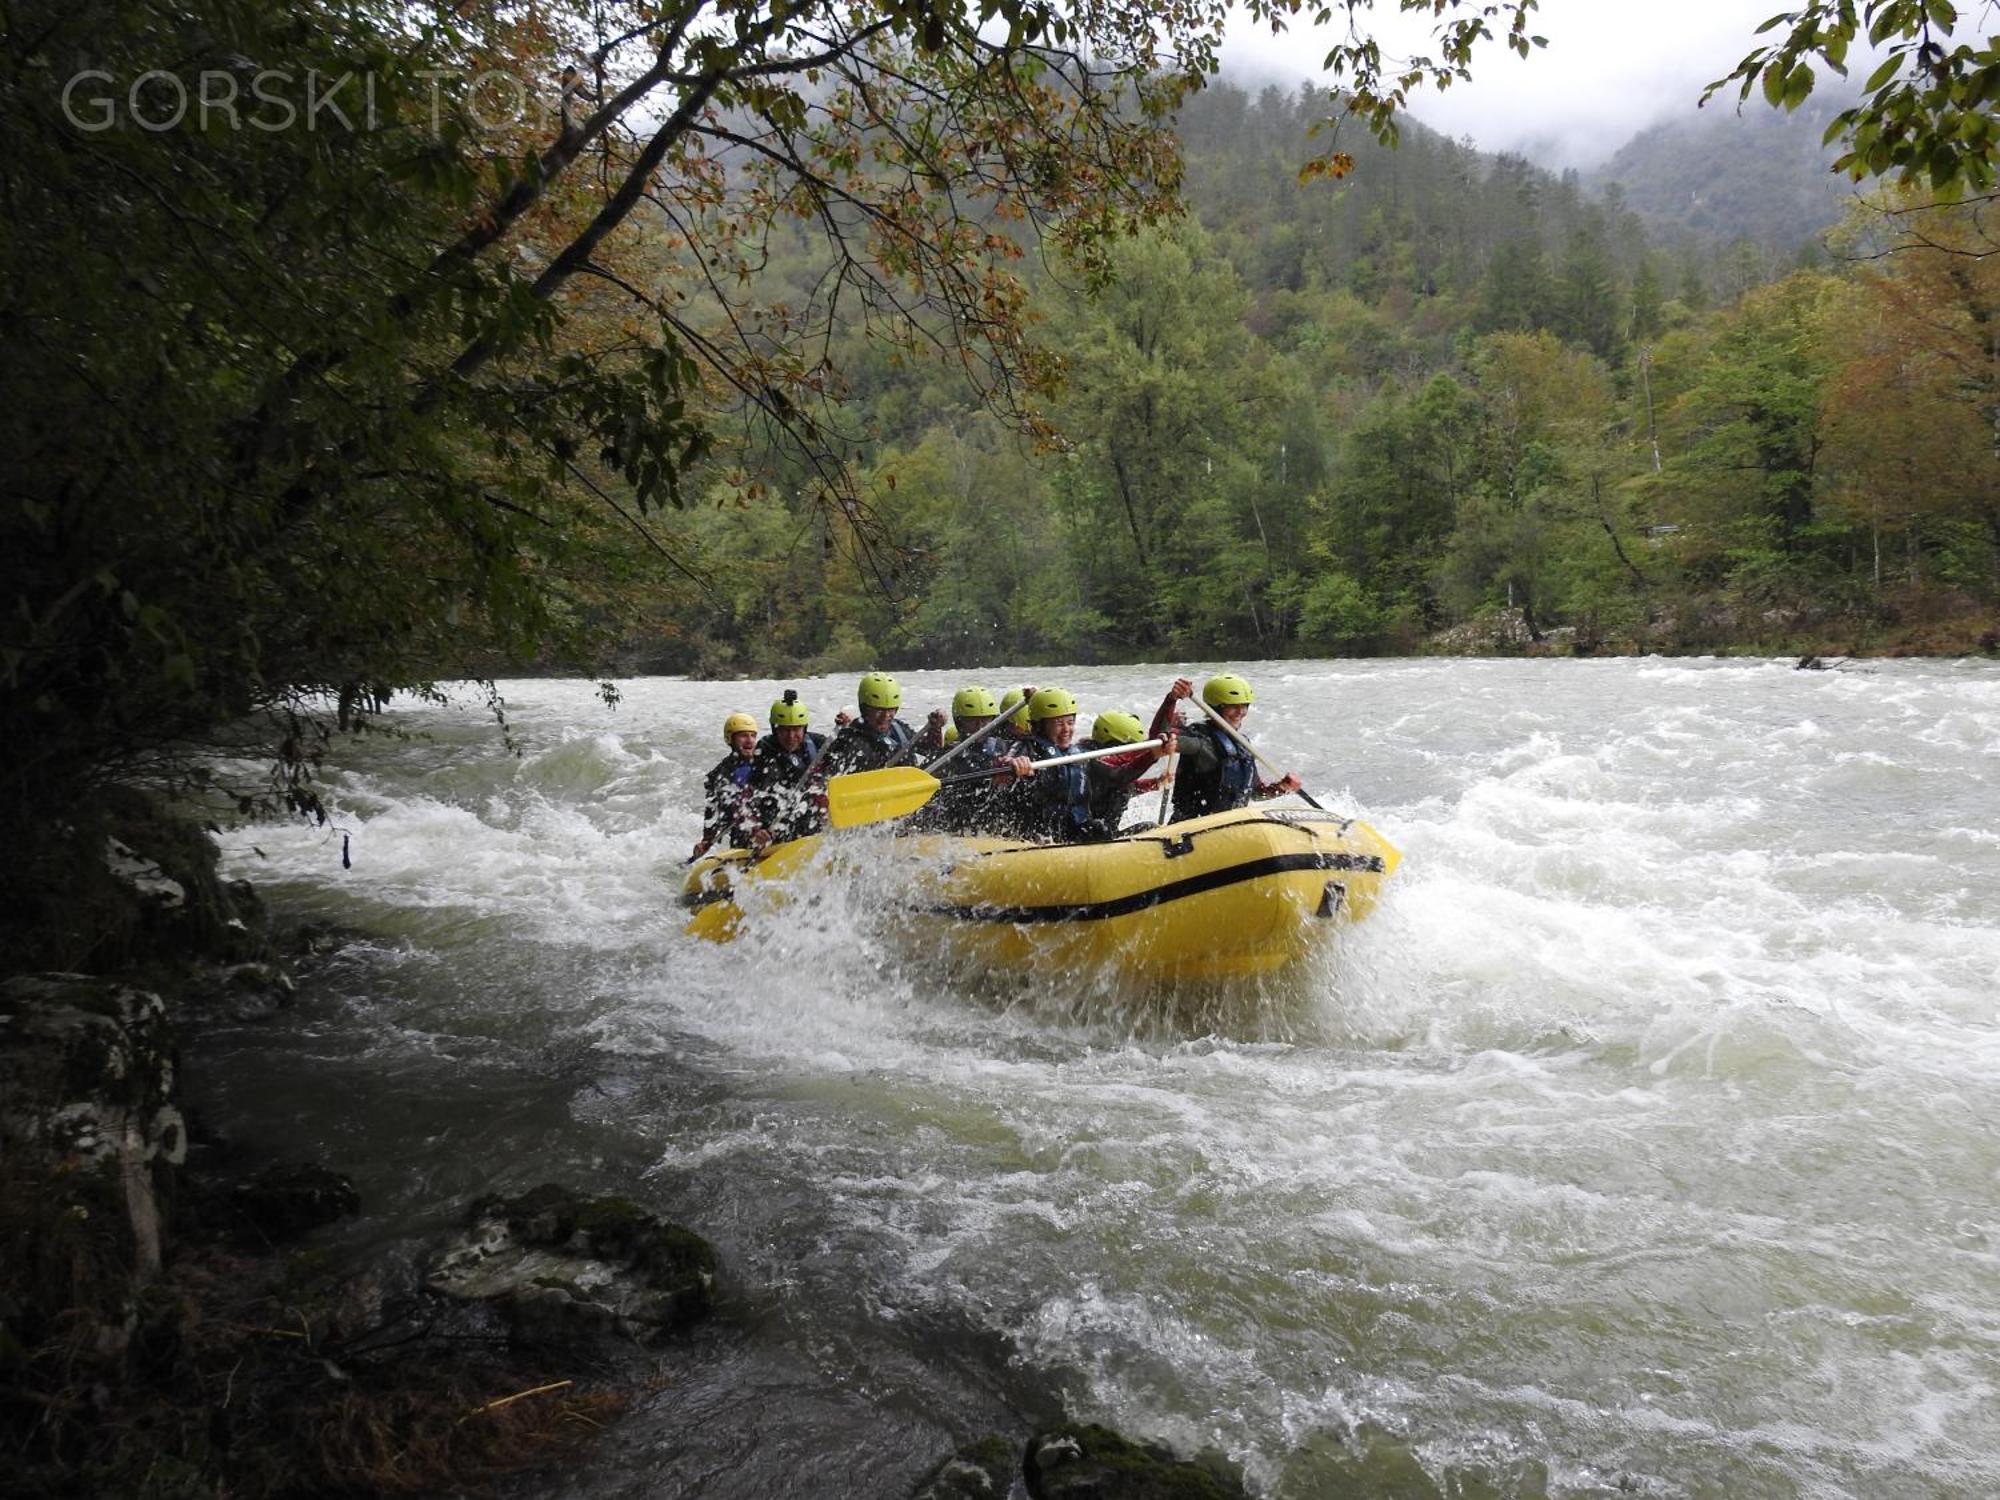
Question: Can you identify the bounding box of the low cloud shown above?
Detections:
[1218,0,1836,170]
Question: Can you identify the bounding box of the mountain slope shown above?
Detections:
[1587,95,1856,250]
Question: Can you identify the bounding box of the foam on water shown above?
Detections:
[212,659,2000,1497]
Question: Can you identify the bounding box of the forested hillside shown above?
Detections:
[643,81,1999,675]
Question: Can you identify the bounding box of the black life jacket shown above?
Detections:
[1014,734,1093,841]
[753,731,825,784]
[1081,739,1147,833]
[702,751,760,847]
[752,732,828,841]
[1171,721,1256,819]
[825,717,914,776]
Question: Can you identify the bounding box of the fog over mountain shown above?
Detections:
[1217,0,1858,171]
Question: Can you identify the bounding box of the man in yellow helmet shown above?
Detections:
[818,671,920,779]
[749,689,829,844]
[1153,674,1300,822]
[691,711,762,860]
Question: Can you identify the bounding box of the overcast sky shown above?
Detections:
[1218,0,1819,170]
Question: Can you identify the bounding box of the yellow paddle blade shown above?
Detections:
[825,765,940,828]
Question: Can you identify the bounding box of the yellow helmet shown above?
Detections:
[951,686,999,719]
[1027,686,1078,722]
[999,687,1033,730]
[941,722,961,746]
[1091,710,1145,745]
[1201,674,1254,708]
[857,671,903,710]
[723,712,758,743]
[769,690,810,728]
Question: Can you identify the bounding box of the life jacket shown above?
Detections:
[1171,721,1256,819]
[824,717,914,777]
[753,731,825,784]
[703,751,760,847]
[1015,734,1092,841]
[1081,740,1153,834]
[752,732,828,841]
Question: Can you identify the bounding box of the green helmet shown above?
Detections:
[857,671,903,710]
[1202,673,1254,708]
[941,722,961,746]
[1091,710,1145,745]
[769,689,810,728]
[999,687,1032,730]
[1027,686,1078,722]
[951,686,999,719]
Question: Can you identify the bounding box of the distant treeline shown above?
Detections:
[639,84,1998,674]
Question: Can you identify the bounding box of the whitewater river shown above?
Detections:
[201,658,2000,1499]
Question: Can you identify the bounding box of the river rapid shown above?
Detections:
[200,658,2000,1499]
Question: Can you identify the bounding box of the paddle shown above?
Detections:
[1190,695,1327,812]
[827,739,1163,830]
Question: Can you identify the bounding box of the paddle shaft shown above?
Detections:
[936,737,1162,788]
[1191,696,1325,812]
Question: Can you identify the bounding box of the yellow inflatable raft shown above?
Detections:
[681,807,1400,982]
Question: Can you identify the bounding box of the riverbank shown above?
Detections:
[591,597,2000,680]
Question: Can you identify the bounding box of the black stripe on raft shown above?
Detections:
[942,812,1354,866]
[907,851,1386,925]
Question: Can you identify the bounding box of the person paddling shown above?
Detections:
[749,690,829,844]
[1152,675,1300,822]
[691,712,762,860]
[1002,689,1168,843]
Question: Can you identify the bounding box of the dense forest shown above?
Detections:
[645,82,1999,676]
